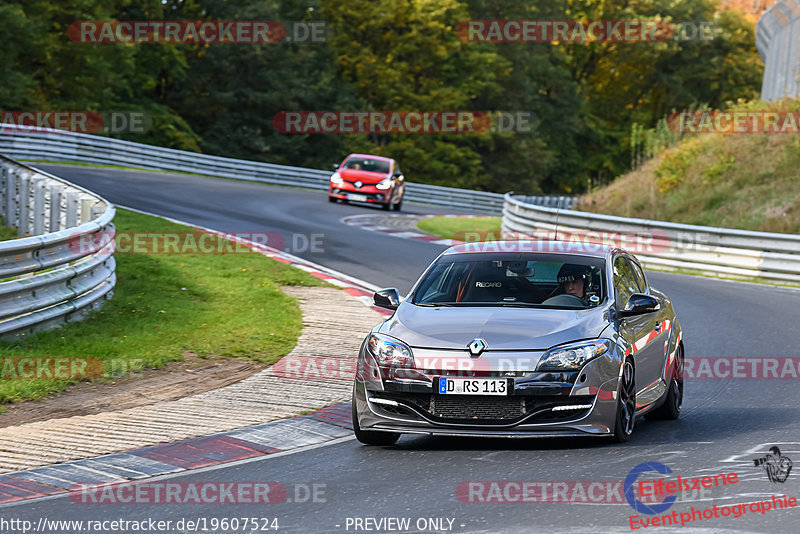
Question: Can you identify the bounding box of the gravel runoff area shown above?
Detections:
[0,286,381,473]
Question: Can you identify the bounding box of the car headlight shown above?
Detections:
[375,178,392,190]
[536,340,610,371]
[330,172,343,185]
[367,333,414,366]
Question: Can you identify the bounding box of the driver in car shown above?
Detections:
[557,264,592,303]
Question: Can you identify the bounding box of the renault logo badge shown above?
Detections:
[354,181,363,189]
[468,338,487,357]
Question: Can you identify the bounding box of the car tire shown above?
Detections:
[381,200,392,211]
[392,197,403,211]
[611,358,636,443]
[328,196,337,203]
[352,392,400,446]
[646,346,683,421]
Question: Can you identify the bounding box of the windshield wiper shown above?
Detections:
[415,302,456,307]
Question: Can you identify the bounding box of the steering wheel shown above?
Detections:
[542,294,587,306]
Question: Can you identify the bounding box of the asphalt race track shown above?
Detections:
[35,164,476,292]
[5,164,800,533]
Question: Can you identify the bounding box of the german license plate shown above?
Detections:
[437,377,509,396]
[347,194,368,202]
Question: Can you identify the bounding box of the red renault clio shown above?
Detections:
[328,154,405,211]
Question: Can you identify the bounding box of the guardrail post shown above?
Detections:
[0,164,6,221]
[33,179,46,235]
[65,191,78,228]
[17,173,30,236]
[80,197,93,224]
[49,184,62,232]
[0,155,117,338]
[5,168,16,227]
[91,202,105,220]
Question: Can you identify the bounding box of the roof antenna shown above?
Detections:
[553,197,561,241]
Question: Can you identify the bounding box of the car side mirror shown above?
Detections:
[619,293,660,317]
[393,171,402,178]
[332,163,340,170]
[373,288,401,310]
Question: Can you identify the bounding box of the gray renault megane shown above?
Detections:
[352,241,684,444]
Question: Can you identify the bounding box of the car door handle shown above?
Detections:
[654,322,662,333]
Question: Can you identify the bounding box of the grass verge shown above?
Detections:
[20,160,204,176]
[646,265,800,289]
[417,216,501,240]
[0,208,325,405]
[22,160,320,191]
[579,99,800,234]
[0,217,16,242]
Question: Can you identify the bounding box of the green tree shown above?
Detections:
[321,0,509,189]
[0,0,201,151]
[163,0,359,167]
[464,0,585,193]
[562,0,762,185]
[0,3,39,109]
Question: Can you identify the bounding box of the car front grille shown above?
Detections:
[331,188,384,201]
[372,393,594,424]
[431,395,525,420]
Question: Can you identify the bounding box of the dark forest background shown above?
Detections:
[0,0,764,193]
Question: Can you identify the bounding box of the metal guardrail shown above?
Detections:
[0,126,575,214]
[510,195,578,210]
[503,193,800,283]
[0,156,116,338]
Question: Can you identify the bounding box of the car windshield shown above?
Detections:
[412,254,606,309]
[343,157,390,173]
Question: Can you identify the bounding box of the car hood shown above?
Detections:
[339,168,388,183]
[380,304,611,351]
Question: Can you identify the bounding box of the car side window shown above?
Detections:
[613,256,639,309]
[417,264,449,302]
[628,259,647,293]
[416,262,468,302]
